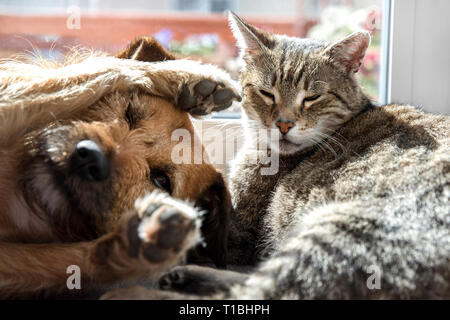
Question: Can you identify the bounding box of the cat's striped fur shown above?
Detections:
[224,13,450,298]
[227,12,375,263]
[230,13,372,156]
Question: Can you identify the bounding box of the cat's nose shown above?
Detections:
[275,119,295,134]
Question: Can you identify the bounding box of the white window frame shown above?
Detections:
[379,0,392,105]
[386,0,416,105]
[386,0,450,114]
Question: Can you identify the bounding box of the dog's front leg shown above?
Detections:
[139,59,242,117]
[0,192,201,298]
[115,37,242,117]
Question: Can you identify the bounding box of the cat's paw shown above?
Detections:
[95,192,201,274]
[176,62,242,116]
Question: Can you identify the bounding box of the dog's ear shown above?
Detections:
[116,36,176,62]
[191,172,231,269]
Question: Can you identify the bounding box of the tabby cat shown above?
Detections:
[110,12,450,300]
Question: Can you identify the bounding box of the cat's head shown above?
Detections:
[229,12,373,154]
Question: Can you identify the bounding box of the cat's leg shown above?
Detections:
[226,149,285,265]
[158,265,250,295]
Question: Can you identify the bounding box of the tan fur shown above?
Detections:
[0,37,240,298]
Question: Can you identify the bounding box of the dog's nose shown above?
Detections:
[275,119,295,134]
[71,140,110,181]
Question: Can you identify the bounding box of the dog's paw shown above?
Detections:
[176,63,242,116]
[127,199,198,263]
[159,265,249,295]
[159,265,188,290]
[95,192,201,273]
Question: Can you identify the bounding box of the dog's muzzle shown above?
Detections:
[70,140,110,181]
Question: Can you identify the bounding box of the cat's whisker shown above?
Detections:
[320,140,338,161]
[318,135,345,155]
[315,131,347,157]
[321,128,364,158]
[311,132,345,163]
[311,137,328,156]
[310,135,339,162]
[320,127,348,141]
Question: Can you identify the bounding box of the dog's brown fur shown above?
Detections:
[0,37,240,298]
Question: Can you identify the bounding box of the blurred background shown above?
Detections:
[0,0,384,115]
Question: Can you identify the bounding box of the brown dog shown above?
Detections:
[0,37,240,298]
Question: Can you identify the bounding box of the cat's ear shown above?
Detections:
[323,31,371,73]
[228,11,273,60]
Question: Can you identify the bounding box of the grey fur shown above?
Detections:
[228,104,449,299]
[224,13,450,299]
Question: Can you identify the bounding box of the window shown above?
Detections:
[176,0,234,12]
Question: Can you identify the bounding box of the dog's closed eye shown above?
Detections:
[150,169,172,194]
[125,103,145,130]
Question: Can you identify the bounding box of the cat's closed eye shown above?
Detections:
[301,94,322,112]
[259,89,275,101]
[304,95,321,102]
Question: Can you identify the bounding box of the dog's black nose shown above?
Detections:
[71,140,110,181]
